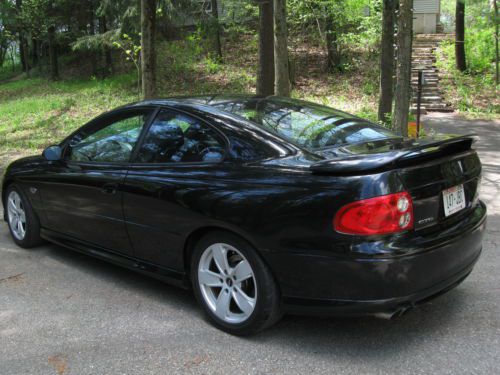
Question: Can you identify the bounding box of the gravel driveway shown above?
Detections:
[1,113,499,375]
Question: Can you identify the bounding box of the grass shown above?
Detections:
[435,41,500,119]
[0,74,138,155]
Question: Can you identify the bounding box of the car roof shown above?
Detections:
[119,94,263,109]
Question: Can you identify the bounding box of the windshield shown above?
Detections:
[211,97,398,150]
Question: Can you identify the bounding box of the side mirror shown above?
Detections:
[42,145,63,161]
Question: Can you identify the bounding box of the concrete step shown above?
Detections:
[415,97,444,102]
[412,76,439,80]
[412,81,439,85]
[412,76,439,79]
[411,74,439,79]
[412,65,436,70]
[424,107,455,113]
[414,90,443,96]
[413,46,437,50]
[414,37,452,43]
[412,68,439,72]
[412,60,435,64]
[414,103,452,109]
[410,34,454,112]
[418,90,443,95]
[411,106,454,113]
[413,79,440,84]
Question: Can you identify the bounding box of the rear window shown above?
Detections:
[212,97,398,150]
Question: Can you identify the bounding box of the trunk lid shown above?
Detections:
[311,134,482,230]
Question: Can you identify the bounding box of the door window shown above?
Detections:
[68,112,150,163]
[135,110,225,163]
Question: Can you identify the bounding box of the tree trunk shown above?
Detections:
[325,16,341,72]
[99,16,113,75]
[21,36,30,77]
[31,38,39,68]
[273,0,290,96]
[48,25,59,80]
[392,0,413,136]
[378,0,396,123]
[15,0,27,72]
[141,0,157,99]
[89,3,98,77]
[210,0,223,61]
[256,0,274,96]
[494,0,498,85]
[18,34,27,73]
[10,44,16,71]
[455,1,466,72]
[0,45,6,68]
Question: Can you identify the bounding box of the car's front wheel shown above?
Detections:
[191,231,282,335]
[5,185,43,248]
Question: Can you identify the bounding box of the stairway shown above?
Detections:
[411,34,454,113]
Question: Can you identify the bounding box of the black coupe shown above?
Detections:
[2,96,486,335]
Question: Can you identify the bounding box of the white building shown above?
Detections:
[413,0,442,34]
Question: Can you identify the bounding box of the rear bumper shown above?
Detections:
[268,202,487,316]
[282,249,480,316]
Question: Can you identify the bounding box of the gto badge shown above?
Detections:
[418,217,435,225]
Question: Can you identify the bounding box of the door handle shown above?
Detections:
[101,183,118,195]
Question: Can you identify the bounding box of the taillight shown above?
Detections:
[334,192,414,235]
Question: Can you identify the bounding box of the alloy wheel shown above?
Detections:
[7,191,27,241]
[197,243,257,324]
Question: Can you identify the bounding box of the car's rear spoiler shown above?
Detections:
[310,134,478,175]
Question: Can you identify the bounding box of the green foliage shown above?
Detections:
[158,34,202,76]
[464,19,495,73]
[436,40,499,117]
[219,0,258,35]
[441,0,497,74]
[288,0,379,46]
[113,34,142,96]
[204,55,222,74]
[71,30,119,52]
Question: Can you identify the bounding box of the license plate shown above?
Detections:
[443,184,466,217]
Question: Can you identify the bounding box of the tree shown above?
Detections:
[494,0,498,85]
[48,24,58,80]
[455,0,466,72]
[0,1,17,68]
[14,0,28,73]
[256,0,274,96]
[210,0,222,61]
[392,0,413,136]
[378,0,396,123]
[141,0,156,99]
[273,0,290,96]
[325,14,340,72]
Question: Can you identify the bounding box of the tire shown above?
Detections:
[191,231,282,335]
[5,184,43,248]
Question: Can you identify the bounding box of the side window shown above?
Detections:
[136,110,225,163]
[68,112,150,163]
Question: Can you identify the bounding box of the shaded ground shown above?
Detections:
[0,114,499,375]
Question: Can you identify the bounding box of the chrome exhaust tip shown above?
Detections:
[374,306,412,320]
